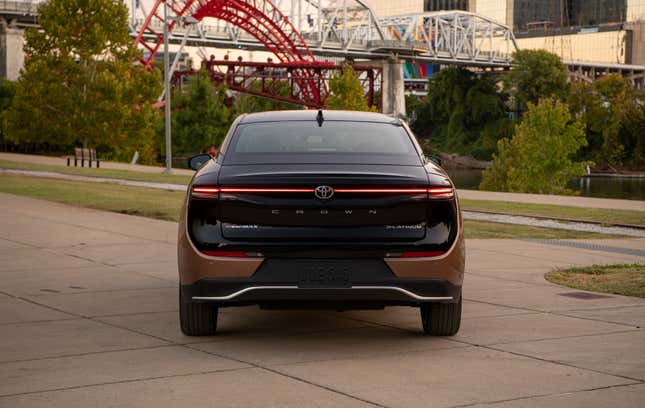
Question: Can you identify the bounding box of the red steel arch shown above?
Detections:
[134,0,330,107]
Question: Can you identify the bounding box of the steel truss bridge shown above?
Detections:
[130,1,518,67]
[129,0,518,109]
[3,1,643,107]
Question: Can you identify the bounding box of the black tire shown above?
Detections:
[179,287,218,336]
[420,297,461,336]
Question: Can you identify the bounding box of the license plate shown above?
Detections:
[298,262,351,288]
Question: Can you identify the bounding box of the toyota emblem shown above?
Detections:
[314,185,334,200]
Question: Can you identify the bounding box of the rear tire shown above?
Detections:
[420,297,461,336]
[179,287,218,336]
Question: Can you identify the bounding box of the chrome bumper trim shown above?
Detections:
[192,286,454,301]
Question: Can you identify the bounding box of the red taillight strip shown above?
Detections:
[334,188,428,193]
[192,186,220,194]
[400,251,446,258]
[427,187,453,195]
[201,250,247,257]
[219,187,314,193]
[427,187,454,199]
[192,186,454,197]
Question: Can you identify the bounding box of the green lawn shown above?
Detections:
[0,158,193,185]
[462,220,622,239]
[460,198,645,227]
[0,174,184,221]
[546,264,645,298]
[0,174,626,239]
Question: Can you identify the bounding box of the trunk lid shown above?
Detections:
[216,164,431,240]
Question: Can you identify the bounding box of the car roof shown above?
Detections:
[238,110,397,124]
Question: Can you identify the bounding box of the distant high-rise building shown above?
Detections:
[364,0,645,64]
[512,0,629,31]
[424,0,470,11]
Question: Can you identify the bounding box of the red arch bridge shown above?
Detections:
[131,0,519,114]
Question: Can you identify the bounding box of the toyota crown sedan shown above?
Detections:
[178,110,465,336]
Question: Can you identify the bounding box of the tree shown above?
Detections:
[411,67,512,160]
[480,99,591,195]
[568,74,642,167]
[504,49,569,111]
[0,79,16,141]
[4,0,161,162]
[166,70,233,156]
[326,65,373,111]
[233,80,302,113]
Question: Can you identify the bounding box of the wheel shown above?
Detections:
[179,287,218,336]
[420,297,461,336]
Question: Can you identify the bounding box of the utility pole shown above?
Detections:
[163,0,172,173]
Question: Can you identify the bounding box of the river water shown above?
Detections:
[446,169,645,201]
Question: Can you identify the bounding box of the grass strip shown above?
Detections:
[462,220,623,239]
[0,174,184,221]
[546,264,645,298]
[460,198,645,227]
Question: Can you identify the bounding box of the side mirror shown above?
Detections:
[425,155,442,166]
[188,154,212,171]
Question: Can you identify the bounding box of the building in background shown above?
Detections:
[364,0,645,65]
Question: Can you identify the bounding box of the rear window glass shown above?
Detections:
[224,121,420,165]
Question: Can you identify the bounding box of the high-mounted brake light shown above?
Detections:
[427,187,454,199]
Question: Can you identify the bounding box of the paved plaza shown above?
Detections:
[0,193,644,407]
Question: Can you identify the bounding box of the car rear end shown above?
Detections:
[178,111,464,336]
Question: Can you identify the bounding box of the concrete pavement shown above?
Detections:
[0,192,644,407]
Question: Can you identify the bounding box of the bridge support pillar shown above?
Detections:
[0,20,24,80]
[378,58,405,117]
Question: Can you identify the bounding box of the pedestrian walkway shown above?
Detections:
[459,188,645,212]
[0,168,187,191]
[0,152,194,176]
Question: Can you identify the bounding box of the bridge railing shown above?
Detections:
[0,0,40,14]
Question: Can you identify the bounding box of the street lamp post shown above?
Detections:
[161,7,198,174]
[163,1,172,173]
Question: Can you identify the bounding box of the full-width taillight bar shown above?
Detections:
[191,186,454,199]
[334,188,428,193]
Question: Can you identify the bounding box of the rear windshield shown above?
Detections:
[224,121,421,165]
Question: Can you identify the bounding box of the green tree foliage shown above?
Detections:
[327,65,373,111]
[233,80,302,113]
[4,0,161,162]
[480,99,591,194]
[162,75,304,158]
[411,67,512,160]
[568,74,643,167]
[166,70,233,156]
[504,49,569,111]
[0,79,16,139]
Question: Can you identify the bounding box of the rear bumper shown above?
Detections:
[182,281,460,308]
